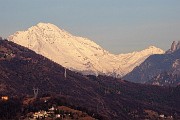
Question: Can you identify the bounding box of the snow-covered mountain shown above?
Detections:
[8,23,164,77]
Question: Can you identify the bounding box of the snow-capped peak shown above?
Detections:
[37,22,57,28]
[141,46,164,54]
[8,23,164,77]
[34,22,64,32]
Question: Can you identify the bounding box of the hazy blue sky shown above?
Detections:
[0,0,180,54]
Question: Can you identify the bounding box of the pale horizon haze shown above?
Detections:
[0,0,180,54]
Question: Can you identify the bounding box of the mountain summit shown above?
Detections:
[8,23,164,76]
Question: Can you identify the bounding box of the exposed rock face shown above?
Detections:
[176,41,180,50]
[166,41,180,54]
[171,41,177,52]
[147,58,180,86]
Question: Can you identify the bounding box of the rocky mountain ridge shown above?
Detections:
[147,49,180,86]
[166,41,180,54]
[124,41,180,86]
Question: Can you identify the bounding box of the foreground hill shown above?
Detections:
[124,41,180,86]
[0,40,180,119]
[8,23,164,77]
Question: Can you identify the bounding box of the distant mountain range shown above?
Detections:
[4,22,180,86]
[8,23,164,77]
[124,41,180,86]
[1,39,180,119]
